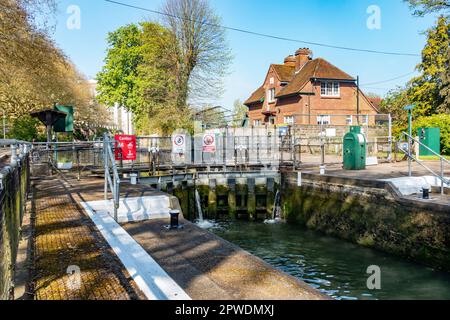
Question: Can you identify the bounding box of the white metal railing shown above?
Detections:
[103,134,120,221]
[399,132,449,195]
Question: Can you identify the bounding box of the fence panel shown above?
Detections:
[0,152,30,300]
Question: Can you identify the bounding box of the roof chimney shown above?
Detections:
[284,55,296,67]
[295,48,313,72]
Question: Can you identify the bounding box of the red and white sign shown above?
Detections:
[172,134,186,154]
[114,134,137,161]
[202,133,216,153]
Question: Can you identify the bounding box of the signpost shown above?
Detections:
[403,105,415,177]
[114,134,137,161]
[202,133,216,153]
[172,134,186,154]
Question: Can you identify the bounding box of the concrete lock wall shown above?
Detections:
[281,172,450,272]
[159,176,280,221]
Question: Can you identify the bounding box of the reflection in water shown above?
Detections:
[209,221,450,300]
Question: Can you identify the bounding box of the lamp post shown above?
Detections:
[403,104,415,177]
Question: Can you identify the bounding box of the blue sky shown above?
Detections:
[53,0,439,109]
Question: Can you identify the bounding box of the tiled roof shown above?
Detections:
[245,57,357,104]
[244,86,265,105]
[277,58,355,98]
[272,64,295,82]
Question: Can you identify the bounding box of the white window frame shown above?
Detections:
[284,116,295,125]
[362,115,369,125]
[320,81,340,97]
[346,115,353,125]
[317,115,331,125]
[267,88,276,103]
[254,119,262,126]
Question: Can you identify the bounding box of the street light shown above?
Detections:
[403,104,416,177]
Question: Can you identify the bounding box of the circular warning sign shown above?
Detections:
[172,134,186,154]
[202,134,216,153]
[174,135,185,146]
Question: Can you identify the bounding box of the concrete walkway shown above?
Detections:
[32,177,144,300]
[32,173,326,300]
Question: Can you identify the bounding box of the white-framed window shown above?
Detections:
[267,88,276,103]
[317,115,331,125]
[269,77,274,85]
[284,116,295,125]
[254,119,262,126]
[346,115,353,125]
[362,115,369,125]
[320,81,340,97]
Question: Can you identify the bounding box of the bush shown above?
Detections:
[413,114,450,155]
[7,115,44,142]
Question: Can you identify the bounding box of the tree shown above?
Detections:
[96,24,143,113]
[162,0,232,108]
[1,0,108,138]
[379,86,411,135]
[96,22,193,135]
[438,47,450,112]
[407,16,449,117]
[405,0,450,16]
[232,99,248,127]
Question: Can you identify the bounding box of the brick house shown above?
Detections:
[244,48,379,126]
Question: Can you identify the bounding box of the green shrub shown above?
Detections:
[413,114,450,155]
[7,115,44,142]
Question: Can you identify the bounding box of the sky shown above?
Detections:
[52,0,440,109]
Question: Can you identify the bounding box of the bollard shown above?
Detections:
[169,209,180,229]
[320,165,326,175]
[422,186,430,200]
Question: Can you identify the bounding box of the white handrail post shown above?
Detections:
[104,134,108,201]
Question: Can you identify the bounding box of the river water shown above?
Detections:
[207,220,450,300]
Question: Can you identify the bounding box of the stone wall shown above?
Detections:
[281,172,450,272]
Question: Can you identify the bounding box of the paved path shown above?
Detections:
[32,173,326,300]
[32,176,144,300]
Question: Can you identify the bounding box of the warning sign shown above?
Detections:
[114,135,137,161]
[172,134,186,154]
[202,133,216,153]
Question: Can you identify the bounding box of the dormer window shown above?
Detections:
[320,81,340,97]
[267,88,276,103]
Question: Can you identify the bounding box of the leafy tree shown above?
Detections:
[413,113,450,154]
[379,86,411,136]
[232,99,248,127]
[96,24,143,113]
[1,1,110,138]
[439,47,450,112]
[7,115,43,142]
[407,16,449,117]
[405,0,450,16]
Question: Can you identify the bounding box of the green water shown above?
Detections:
[208,220,450,300]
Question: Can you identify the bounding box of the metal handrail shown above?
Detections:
[103,134,120,221]
[400,132,449,194]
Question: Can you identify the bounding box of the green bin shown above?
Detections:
[418,127,440,156]
[343,126,366,170]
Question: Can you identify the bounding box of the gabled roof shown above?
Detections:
[276,58,355,98]
[272,64,295,82]
[244,57,357,105]
[244,86,265,105]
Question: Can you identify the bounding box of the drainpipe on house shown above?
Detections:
[356,76,360,124]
